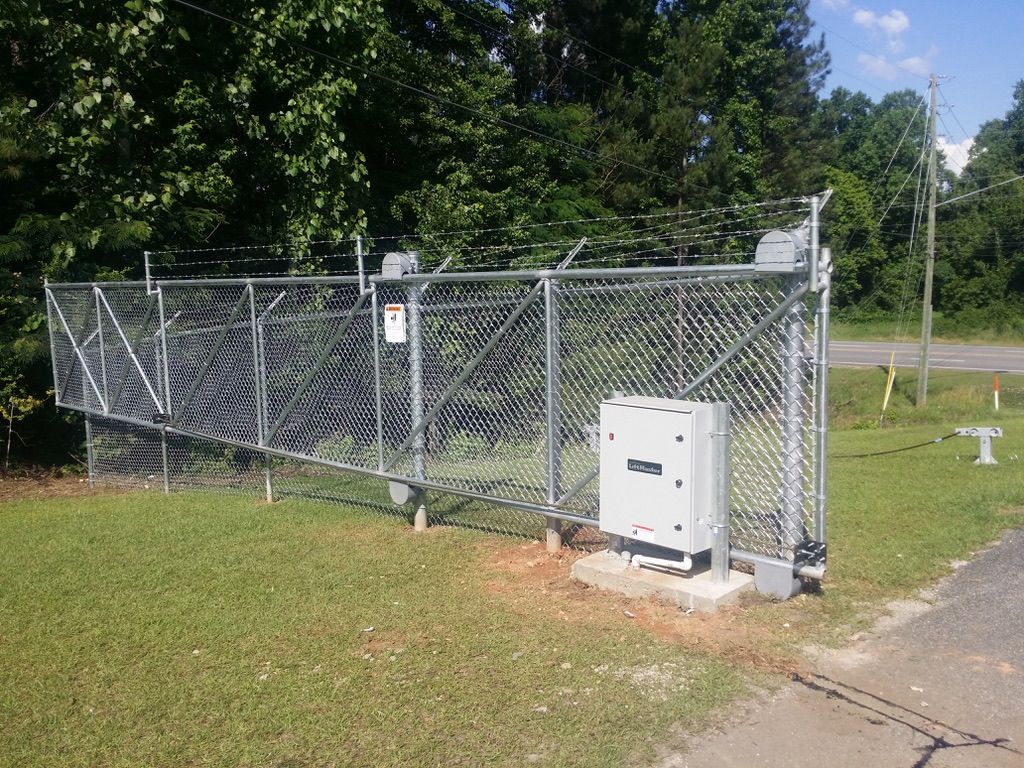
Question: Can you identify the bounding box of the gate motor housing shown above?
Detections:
[599,397,713,556]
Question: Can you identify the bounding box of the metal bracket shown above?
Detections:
[955,426,1002,465]
[795,540,826,567]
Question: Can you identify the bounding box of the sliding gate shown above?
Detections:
[46,218,831,579]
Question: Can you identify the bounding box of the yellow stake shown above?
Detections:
[880,351,897,422]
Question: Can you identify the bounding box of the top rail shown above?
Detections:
[373,263,771,284]
[44,262,802,290]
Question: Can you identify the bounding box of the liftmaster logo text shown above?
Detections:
[626,458,662,476]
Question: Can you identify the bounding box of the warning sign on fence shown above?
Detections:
[384,304,407,343]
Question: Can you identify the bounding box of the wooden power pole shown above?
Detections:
[916,73,938,407]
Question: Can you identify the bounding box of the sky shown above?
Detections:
[809,0,1024,173]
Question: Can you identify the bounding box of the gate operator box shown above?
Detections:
[599,397,714,555]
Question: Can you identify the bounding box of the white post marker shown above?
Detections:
[383,303,407,343]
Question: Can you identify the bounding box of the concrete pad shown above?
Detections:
[570,550,754,613]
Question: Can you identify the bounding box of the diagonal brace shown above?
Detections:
[556,280,810,507]
[97,290,162,413]
[264,290,372,445]
[46,289,106,411]
[56,301,101,403]
[172,286,252,425]
[380,280,545,473]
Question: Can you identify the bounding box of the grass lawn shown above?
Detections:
[1,366,1023,766]
[831,317,1024,346]
[0,493,745,768]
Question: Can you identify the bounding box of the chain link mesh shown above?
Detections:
[52,263,823,563]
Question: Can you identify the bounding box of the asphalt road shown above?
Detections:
[830,341,1024,373]
[678,528,1024,768]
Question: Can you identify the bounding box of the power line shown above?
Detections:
[936,173,1024,208]
[839,88,927,254]
[936,84,975,145]
[876,94,927,187]
[876,150,924,225]
[165,0,692,190]
[437,0,723,179]
[488,2,646,79]
[441,1,622,92]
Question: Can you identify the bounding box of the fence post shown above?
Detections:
[156,285,173,494]
[407,252,428,531]
[812,247,831,548]
[84,415,96,488]
[372,284,385,471]
[248,283,274,503]
[543,278,563,552]
[780,279,808,555]
[711,402,731,583]
[160,426,171,493]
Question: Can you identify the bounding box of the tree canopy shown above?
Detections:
[2,0,1023,462]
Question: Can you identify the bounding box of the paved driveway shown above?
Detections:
[830,341,1024,373]
[674,528,1024,768]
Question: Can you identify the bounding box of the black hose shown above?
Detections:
[833,432,958,459]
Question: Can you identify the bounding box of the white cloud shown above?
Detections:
[857,52,899,80]
[938,136,974,175]
[897,46,937,77]
[853,8,910,35]
[821,0,850,9]
[856,44,937,81]
[852,8,910,53]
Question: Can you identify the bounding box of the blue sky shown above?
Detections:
[809,0,1024,172]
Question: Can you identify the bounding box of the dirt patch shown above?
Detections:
[0,469,115,503]
[479,540,804,676]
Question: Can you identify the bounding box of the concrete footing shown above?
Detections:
[571,550,754,613]
[413,502,428,532]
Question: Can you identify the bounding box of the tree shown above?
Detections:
[0,0,379,461]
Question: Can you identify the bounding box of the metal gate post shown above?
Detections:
[371,285,384,470]
[248,283,274,503]
[812,247,832,547]
[780,279,808,561]
[407,252,428,531]
[543,278,563,552]
[160,427,171,493]
[710,402,731,584]
[156,286,172,494]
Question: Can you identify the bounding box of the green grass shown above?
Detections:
[3,369,1024,765]
[747,366,1024,643]
[829,366,1023,429]
[0,494,744,768]
[832,317,1024,346]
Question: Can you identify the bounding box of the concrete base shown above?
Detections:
[571,550,754,613]
[754,558,802,600]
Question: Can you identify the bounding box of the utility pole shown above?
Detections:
[916,73,938,407]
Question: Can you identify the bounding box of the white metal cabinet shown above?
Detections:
[599,397,714,555]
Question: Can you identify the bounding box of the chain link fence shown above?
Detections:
[49,213,830,573]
